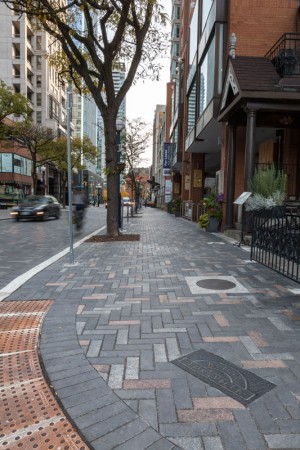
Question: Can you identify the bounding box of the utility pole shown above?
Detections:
[67,80,74,264]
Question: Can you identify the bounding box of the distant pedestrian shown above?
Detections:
[73,188,87,228]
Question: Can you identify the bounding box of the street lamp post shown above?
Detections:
[41,166,46,195]
[116,119,125,229]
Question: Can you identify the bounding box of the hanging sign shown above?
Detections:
[163,143,171,169]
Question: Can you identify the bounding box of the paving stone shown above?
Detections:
[56,377,101,399]
[277,419,300,433]
[146,438,175,450]
[87,339,102,357]
[113,427,161,450]
[218,422,247,450]
[265,433,300,449]
[85,410,138,442]
[172,377,193,410]
[52,368,100,389]
[73,401,128,430]
[202,436,224,450]
[233,409,267,449]
[139,399,158,430]
[157,388,177,424]
[168,436,203,450]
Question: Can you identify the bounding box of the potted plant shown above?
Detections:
[172,197,181,217]
[245,164,287,216]
[198,192,222,231]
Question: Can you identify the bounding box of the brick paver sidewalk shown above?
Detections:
[4,208,300,450]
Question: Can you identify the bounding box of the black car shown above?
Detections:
[10,195,61,221]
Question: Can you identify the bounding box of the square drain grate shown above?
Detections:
[172,349,276,407]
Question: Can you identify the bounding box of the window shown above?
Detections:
[201,0,213,31]
[175,25,180,39]
[187,80,196,134]
[1,153,13,172]
[199,36,215,116]
[36,35,42,50]
[13,154,22,173]
[36,93,42,106]
[189,0,198,65]
[175,5,180,20]
[36,111,42,123]
[36,75,42,87]
[36,56,42,70]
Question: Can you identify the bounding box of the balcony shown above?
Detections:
[265,33,300,78]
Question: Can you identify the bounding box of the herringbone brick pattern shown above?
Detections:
[72,210,300,449]
[7,209,300,449]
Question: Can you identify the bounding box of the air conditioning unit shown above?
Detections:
[216,170,224,194]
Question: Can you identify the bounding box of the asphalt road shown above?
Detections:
[0,206,107,290]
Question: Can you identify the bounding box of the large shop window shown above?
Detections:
[199,36,215,117]
[0,153,32,176]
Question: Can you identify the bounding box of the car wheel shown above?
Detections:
[55,210,61,219]
[43,211,49,221]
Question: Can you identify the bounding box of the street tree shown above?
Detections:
[122,118,151,203]
[8,120,56,194]
[0,80,29,122]
[49,136,97,207]
[2,0,168,236]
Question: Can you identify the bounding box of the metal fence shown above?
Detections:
[250,207,300,283]
[182,201,204,222]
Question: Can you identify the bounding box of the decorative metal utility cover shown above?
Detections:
[186,276,249,294]
[196,278,236,290]
[172,350,276,407]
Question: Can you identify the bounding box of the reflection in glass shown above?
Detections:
[187,80,197,134]
[202,0,214,31]
[199,36,215,116]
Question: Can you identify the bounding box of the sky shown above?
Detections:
[126,58,170,124]
[125,0,172,165]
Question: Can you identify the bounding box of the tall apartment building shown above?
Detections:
[0,3,67,197]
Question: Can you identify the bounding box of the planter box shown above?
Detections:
[205,218,220,232]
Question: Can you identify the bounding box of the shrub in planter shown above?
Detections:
[198,192,222,230]
[245,164,287,212]
[172,197,181,216]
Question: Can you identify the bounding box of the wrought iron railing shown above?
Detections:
[265,33,300,77]
[251,207,300,283]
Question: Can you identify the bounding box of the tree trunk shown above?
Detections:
[32,169,37,195]
[103,113,120,237]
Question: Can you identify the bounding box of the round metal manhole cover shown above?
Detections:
[196,278,236,290]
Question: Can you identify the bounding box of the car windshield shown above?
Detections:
[23,196,48,204]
